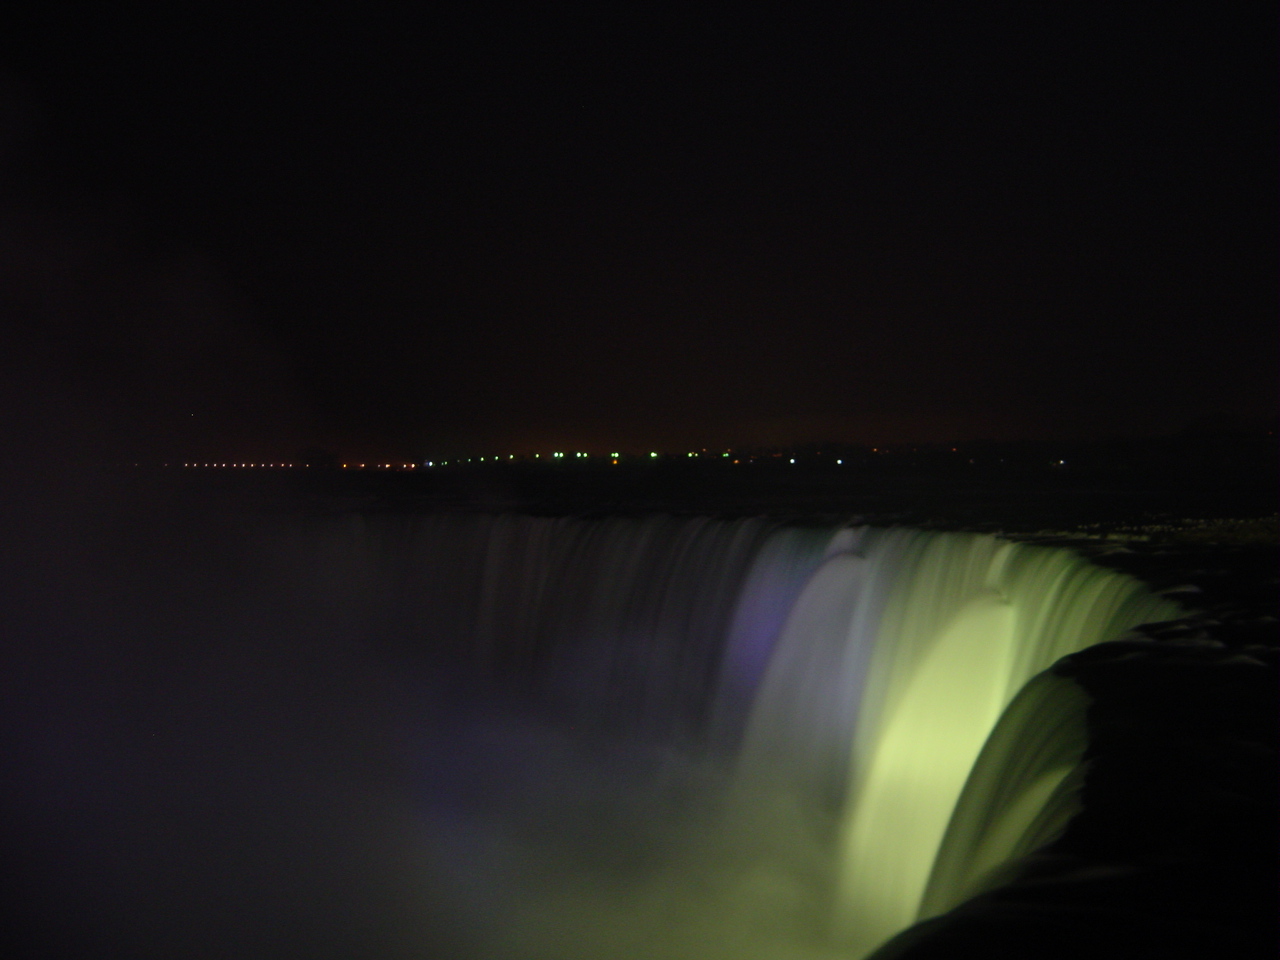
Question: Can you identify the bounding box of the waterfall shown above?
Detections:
[355,514,1179,957]
[13,493,1262,960]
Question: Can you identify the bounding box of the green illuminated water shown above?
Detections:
[348,516,1181,957]
[724,526,1179,955]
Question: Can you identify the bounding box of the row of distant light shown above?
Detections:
[429,450,922,463]
[425,452,623,466]
[420,452,867,466]
[421,451,731,466]
[180,463,301,468]
[176,463,418,469]
[176,454,911,469]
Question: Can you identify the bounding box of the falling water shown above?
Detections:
[359,514,1179,958]
[735,526,1182,954]
[9,510,1184,958]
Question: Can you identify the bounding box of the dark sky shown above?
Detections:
[2,5,1275,460]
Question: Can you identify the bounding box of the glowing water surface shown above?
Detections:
[364,516,1180,958]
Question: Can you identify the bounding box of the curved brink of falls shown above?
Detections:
[728,526,1180,957]
[919,669,1095,919]
[339,515,1181,958]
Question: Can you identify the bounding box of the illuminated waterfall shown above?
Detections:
[920,669,1095,918]
[684,524,1182,955]
[375,514,1181,958]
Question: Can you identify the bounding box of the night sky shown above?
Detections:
[2,5,1275,462]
